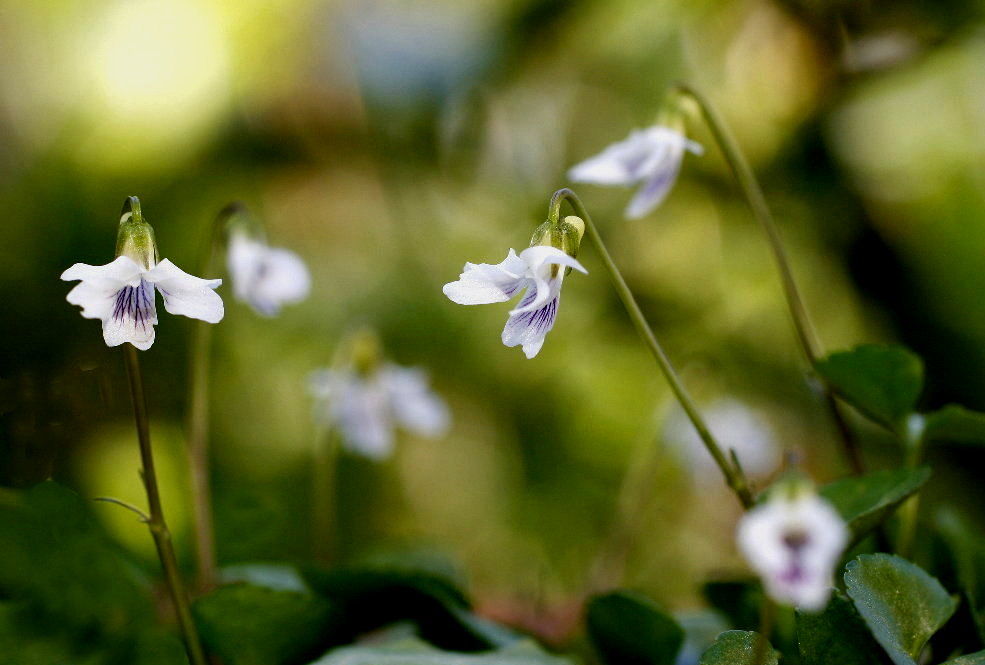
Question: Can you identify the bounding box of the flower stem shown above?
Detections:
[185,204,236,591]
[896,418,926,558]
[550,188,753,509]
[124,345,207,665]
[672,83,863,475]
[311,426,340,562]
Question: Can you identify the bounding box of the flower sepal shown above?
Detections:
[115,196,158,270]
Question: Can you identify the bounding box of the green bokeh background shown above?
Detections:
[2,0,985,631]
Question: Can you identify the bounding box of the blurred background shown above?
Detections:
[3,0,985,636]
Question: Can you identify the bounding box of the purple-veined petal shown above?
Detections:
[443,248,529,305]
[625,154,683,219]
[144,259,224,323]
[502,289,561,359]
[510,246,585,315]
[102,279,158,350]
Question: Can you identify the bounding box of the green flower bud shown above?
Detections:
[115,196,158,270]
[529,215,585,278]
[349,328,383,378]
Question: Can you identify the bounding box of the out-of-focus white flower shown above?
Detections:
[61,200,223,350]
[227,229,310,316]
[664,398,781,483]
[443,245,587,359]
[567,126,702,219]
[309,364,449,460]
[737,482,848,612]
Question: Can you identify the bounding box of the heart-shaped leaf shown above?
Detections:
[796,592,889,665]
[306,637,574,665]
[844,554,958,665]
[193,584,338,665]
[698,631,778,665]
[586,591,684,665]
[819,468,931,545]
[815,345,923,431]
[922,406,985,447]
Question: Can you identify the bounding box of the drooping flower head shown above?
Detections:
[309,330,449,460]
[737,476,848,612]
[443,215,587,359]
[221,203,311,317]
[567,98,702,220]
[61,196,224,350]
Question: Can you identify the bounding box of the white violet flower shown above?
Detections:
[737,484,849,612]
[567,126,702,219]
[227,228,310,316]
[61,200,224,350]
[442,245,587,359]
[309,364,449,460]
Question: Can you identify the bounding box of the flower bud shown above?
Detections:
[529,215,585,278]
[115,196,158,270]
[349,328,383,378]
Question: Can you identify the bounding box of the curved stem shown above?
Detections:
[125,345,208,665]
[550,188,753,509]
[672,83,863,475]
[122,195,143,223]
[311,426,340,563]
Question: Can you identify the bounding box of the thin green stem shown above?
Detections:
[897,417,926,558]
[550,188,753,509]
[185,205,235,591]
[311,426,340,563]
[752,598,776,665]
[672,83,863,475]
[124,345,208,665]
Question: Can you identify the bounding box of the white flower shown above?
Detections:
[664,398,781,483]
[61,255,224,350]
[227,230,310,316]
[567,126,703,219]
[442,246,587,359]
[737,489,848,612]
[309,364,449,460]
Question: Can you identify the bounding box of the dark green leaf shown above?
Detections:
[796,592,889,665]
[306,637,574,665]
[193,584,337,665]
[815,345,924,430]
[701,581,762,631]
[923,406,985,447]
[844,554,958,665]
[698,631,778,665]
[0,481,153,633]
[302,565,518,651]
[942,651,985,664]
[586,591,684,665]
[819,467,931,545]
[935,509,985,642]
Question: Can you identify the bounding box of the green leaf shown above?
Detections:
[698,631,778,665]
[942,651,985,664]
[819,467,932,545]
[923,406,985,447]
[935,509,985,642]
[586,591,684,665]
[796,592,889,665]
[815,345,924,430]
[0,481,153,633]
[701,581,762,631]
[303,565,518,651]
[193,584,337,665]
[844,554,958,665]
[306,637,574,665]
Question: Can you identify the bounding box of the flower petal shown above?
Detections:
[624,156,683,219]
[567,129,657,185]
[101,280,158,350]
[144,259,224,323]
[502,289,560,358]
[510,246,585,315]
[383,365,449,437]
[442,248,529,305]
[61,255,143,285]
[228,234,310,316]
